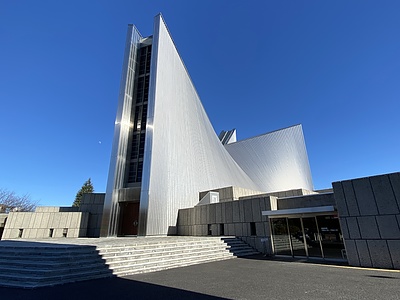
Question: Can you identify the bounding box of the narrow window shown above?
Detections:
[250,222,256,236]
[62,228,68,238]
[18,229,23,238]
[49,228,54,238]
[207,224,212,236]
[220,224,225,236]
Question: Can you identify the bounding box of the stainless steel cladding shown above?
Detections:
[224,125,314,193]
[102,15,314,237]
[139,15,260,236]
[100,25,142,237]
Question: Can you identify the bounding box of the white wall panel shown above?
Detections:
[224,125,314,193]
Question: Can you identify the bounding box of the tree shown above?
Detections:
[0,189,38,213]
[72,178,94,207]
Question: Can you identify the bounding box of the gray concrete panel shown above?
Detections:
[215,203,222,223]
[389,173,400,210]
[242,223,249,236]
[344,239,360,266]
[332,181,349,217]
[370,175,399,215]
[221,202,226,224]
[234,223,243,236]
[232,201,240,223]
[342,181,360,216]
[34,213,43,228]
[376,215,400,239]
[201,224,208,236]
[355,240,372,267]
[22,213,31,228]
[387,240,400,269]
[227,223,234,236]
[264,221,271,237]
[256,222,265,237]
[194,206,201,225]
[367,240,393,269]
[225,202,233,223]
[352,178,378,216]
[177,210,184,226]
[338,218,349,239]
[243,200,253,222]
[346,217,361,239]
[28,213,36,228]
[239,200,245,222]
[358,216,380,239]
[200,205,207,224]
[251,199,262,222]
[209,204,216,224]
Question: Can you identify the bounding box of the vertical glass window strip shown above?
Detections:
[127,44,151,184]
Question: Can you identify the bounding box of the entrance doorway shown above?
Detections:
[119,202,140,236]
[270,214,345,260]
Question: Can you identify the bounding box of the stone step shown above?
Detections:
[104,247,234,267]
[98,240,228,252]
[0,237,260,288]
[0,248,99,257]
[110,252,235,275]
[98,242,228,254]
[0,268,113,288]
[0,257,106,269]
[0,261,110,277]
[99,244,230,258]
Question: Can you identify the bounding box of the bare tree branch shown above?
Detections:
[0,189,38,213]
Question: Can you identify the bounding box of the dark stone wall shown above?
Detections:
[333,173,400,269]
[80,193,105,237]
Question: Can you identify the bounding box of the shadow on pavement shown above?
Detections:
[239,253,349,266]
[0,276,229,300]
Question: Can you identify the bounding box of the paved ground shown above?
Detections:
[1,256,400,300]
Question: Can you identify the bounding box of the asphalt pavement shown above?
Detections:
[1,256,400,300]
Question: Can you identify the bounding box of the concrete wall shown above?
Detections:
[0,213,7,239]
[0,193,104,240]
[2,211,89,239]
[240,188,317,201]
[80,193,105,237]
[199,186,263,202]
[177,197,273,253]
[277,193,335,210]
[333,172,400,269]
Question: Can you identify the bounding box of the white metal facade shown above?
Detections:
[102,15,314,236]
[224,125,314,193]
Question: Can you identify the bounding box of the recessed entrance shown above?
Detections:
[119,202,140,236]
[270,214,345,260]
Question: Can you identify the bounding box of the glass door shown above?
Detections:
[270,218,292,256]
[302,217,323,258]
[316,215,345,259]
[287,218,307,256]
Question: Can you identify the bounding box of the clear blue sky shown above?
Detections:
[1,1,399,206]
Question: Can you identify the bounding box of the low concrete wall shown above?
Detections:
[0,193,105,239]
[2,211,89,239]
[177,196,273,253]
[333,172,400,269]
[199,186,263,202]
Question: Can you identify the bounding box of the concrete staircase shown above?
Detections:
[0,237,258,288]
[0,244,112,288]
[99,237,258,277]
